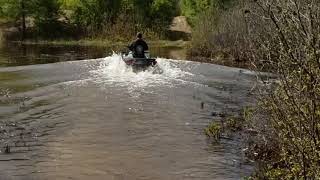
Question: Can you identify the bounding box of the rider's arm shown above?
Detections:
[143,41,149,51]
[128,42,135,51]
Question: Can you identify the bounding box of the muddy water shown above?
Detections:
[0,44,254,179]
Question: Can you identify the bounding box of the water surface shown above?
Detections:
[0,43,254,179]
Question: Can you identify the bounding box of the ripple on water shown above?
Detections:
[0,54,255,179]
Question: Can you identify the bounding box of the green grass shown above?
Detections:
[204,122,222,140]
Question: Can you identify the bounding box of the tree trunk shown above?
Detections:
[21,0,26,41]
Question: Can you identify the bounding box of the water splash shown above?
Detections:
[90,53,195,89]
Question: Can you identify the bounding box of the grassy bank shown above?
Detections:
[200,0,320,179]
[0,18,189,50]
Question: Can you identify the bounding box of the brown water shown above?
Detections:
[0,43,254,179]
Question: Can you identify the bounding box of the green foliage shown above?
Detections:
[32,0,62,38]
[0,0,179,39]
[131,0,153,23]
[243,106,254,120]
[187,0,251,67]
[72,0,121,31]
[151,0,177,23]
[180,0,209,25]
[0,0,20,19]
[0,0,62,38]
[205,109,251,143]
[225,117,244,132]
[246,0,320,178]
[59,0,79,9]
[69,0,178,34]
[204,122,221,140]
[180,0,234,26]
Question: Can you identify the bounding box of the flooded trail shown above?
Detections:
[0,52,255,179]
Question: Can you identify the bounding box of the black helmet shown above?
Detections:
[137,32,143,39]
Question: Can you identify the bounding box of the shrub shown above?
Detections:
[187,1,252,67]
[246,0,320,178]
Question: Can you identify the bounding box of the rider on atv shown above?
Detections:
[128,32,149,58]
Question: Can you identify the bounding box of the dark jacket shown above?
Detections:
[129,38,149,58]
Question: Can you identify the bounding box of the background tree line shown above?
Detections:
[0,0,183,40]
[0,0,232,40]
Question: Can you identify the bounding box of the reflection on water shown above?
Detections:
[0,45,254,179]
[0,43,187,67]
